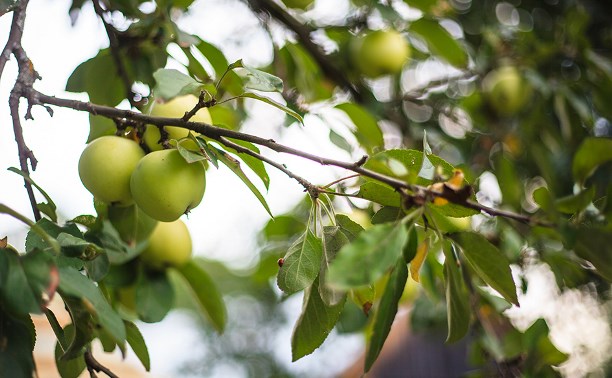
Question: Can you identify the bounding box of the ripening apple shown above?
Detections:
[140,219,192,270]
[130,149,206,222]
[108,204,158,246]
[143,94,212,151]
[351,29,411,78]
[482,66,532,117]
[281,0,314,10]
[78,136,145,206]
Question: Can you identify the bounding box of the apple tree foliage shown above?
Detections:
[1,0,611,376]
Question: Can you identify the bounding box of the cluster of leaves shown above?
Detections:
[1,0,611,376]
[1,169,228,376]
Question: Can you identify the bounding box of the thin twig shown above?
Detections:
[217,136,316,195]
[91,0,137,108]
[322,174,360,189]
[84,351,119,378]
[245,0,366,101]
[9,89,41,221]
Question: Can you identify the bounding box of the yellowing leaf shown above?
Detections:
[410,240,429,282]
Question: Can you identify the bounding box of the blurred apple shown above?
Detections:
[140,219,192,270]
[351,30,411,78]
[482,66,532,117]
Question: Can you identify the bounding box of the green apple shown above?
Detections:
[140,219,192,269]
[281,0,314,10]
[351,29,411,78]
[108,204,158,246]
[482,66,532,117]
[130,149,206,222]
[78,136,145,206]
[143,94,212,151]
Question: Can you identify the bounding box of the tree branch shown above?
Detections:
[24,88,548,226]
[0,0,29,81]
[84,350,118,378]
[216,136,316,196]
[91,0,137,108]
[245,0,366,101]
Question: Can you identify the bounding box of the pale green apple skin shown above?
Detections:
[352,30,411,78]
[140,219,192,270]
[281,0,314,10]
[130,149,206,222]
[108,204,158,246]
[143,94,212,151]
[78,136,145,206]
[482,66,532,117]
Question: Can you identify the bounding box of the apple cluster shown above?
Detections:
[78,94,211,269]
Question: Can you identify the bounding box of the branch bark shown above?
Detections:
[91,0,137,108]
[245,0,367,101]
[25,88,548,226]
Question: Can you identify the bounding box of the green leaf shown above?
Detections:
[443,247,471,343]
[152,68,204,101]
[175,261,227,332]
[403,0,439,13]
[58,266,126,343]
[230,59,284,92]
[237,92,303,124]
[329,129,353,153]
[572,137,612,184]
[66,49,125,106]
[319,226,350,306]
[573,226,612,281]
[363,149,454,185]
[224,138,270,189]
[135,269,175,323]
[372,207,403,224]
[335,103,384,154]
[8,167,57,222]
[523,319,569,370]
[409,18,469,68]
[0,248,41,315]
[86,114,116,143]
[555,186,595,214]
[0,311,36,378]
[54,324,86,378]
[335,214,365,241]
[277,229,323,294]
[357,181,401,207]
[453,232,519,306]
[291,277,346,361]
[328,222,408,288]
[196,41,242,94]
[364,256,408,372]
[125,321,150,372]
[177,138,208,163]
[21,249,57,302]
[212,146,273,217]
